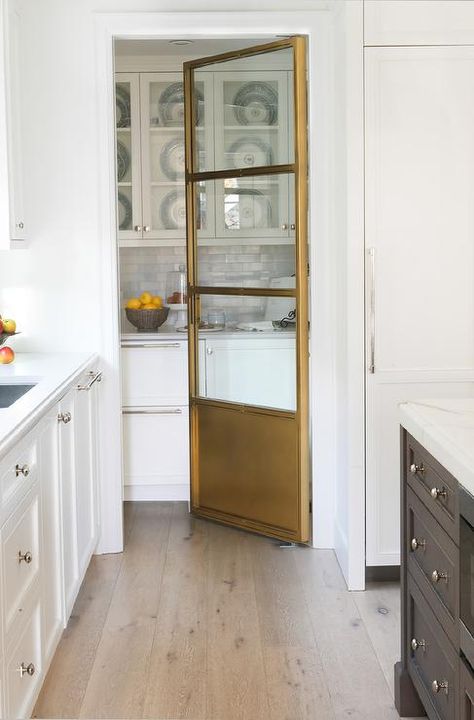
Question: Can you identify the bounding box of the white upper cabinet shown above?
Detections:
[0,0,25,248]
[364,0,474,46]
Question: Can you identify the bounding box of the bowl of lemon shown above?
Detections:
[125,292,169,330]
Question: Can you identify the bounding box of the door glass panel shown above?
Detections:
[193,47,294,173]
[194,175,296,286]
[116,81,134,232]
[196,293,296,411]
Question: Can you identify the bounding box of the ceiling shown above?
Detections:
[114,37,282,58]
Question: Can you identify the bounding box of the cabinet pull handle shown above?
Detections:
[122,343,181,349]
[368,247,376,374]
[58,411,72,424]
[431,680,448,695]
[431,569,448,584]
[77,370,102,391]
[122,408,183,415]
[18,551,32,565]
[430,486,447,500]
[411,638,426,652]
[410,462,424,476]
[15,463,30,478]
[17,662,35,678]
[410,537,426,551]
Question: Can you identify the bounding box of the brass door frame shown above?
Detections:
[183,36,309,542]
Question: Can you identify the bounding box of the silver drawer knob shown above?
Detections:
[17,221,24,229]
[431,569,448,584]
[430,486,447,500]
[290,223,296,230]
[17,662,35,677]
[143,225,150,232]
[134,225,142,232]
[411,638,426,652]
[411,537,426,551]
[431,679,449,695]
[15,463,30,478]
[206,347,213,355]
[281,223,288,230]
[410,462,424,475]
[18,550,32,564]
[58,411,72,424]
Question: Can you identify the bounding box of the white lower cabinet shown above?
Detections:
[0,359,101,718]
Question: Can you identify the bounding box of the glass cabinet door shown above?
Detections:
[115,73,142,242]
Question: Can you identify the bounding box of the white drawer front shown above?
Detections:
[122,408,189,486]
[2,488,40,635]
[0,435,37,518]
[5,600,42,720]
[122,343,188,407]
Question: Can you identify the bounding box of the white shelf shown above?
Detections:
[224,125,280,131]
[116,127,131,132]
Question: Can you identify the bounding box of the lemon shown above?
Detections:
[126,298,141,310]
[151,295,163,308]
[141,303,156,310]
[139,291,152,305]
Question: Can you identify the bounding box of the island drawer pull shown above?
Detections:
[18,550,32,564]
[122,408,183,415]
[77,370,102,391]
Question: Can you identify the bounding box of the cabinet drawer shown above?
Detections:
[5,599,42,720]
[0,433,37,519]
[406,435,458,542]
[407,576,458,720]
[1,486,40,636]
[121,343,188,406]
[407,487,459,645]
[122,407,189,487]
[460,657,474,720]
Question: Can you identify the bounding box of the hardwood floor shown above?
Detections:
[33,502,414,720]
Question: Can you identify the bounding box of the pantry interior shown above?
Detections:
[115,37,310,541]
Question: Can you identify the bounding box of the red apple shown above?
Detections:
[2,319,15,333]
[0,346,14,364]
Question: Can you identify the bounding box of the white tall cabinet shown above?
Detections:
[365,45,474,566]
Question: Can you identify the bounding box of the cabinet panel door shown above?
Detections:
[460,657,474,720]
[58,391,79,618]
[122,342,188,406]
[5,599,42,720]
[116,73,142,242]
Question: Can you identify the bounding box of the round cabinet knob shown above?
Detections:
[206,347,213,355]
[431,569,448,584]
[411,638,426,652]
[410,462,424,475]
[143,225,151,232]
[281,223,288,231]
[17,662,35,678]
[411,537,426,551]
[430,487,447,500]
[15,463,30,478]
[58,411,72,424]
[134,225,142,232]
[431,680,449,695]
[17,221,24,230]
[290,223,296,231]
[18,550,32,564]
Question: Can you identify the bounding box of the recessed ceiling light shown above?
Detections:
[169,39,193,46]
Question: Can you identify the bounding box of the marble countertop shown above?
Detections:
[0,352,97,460]
[400,398,474,497]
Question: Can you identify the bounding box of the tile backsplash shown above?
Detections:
[119,244,294,330]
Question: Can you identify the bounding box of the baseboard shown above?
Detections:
[365,565,401,582]
[334,519,349,584]
[124,483,190,501]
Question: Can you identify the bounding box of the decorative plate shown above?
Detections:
[160,190,187,230]
[224,188,271,230]
[233,82,278,126]
[115,84,131,128]
[228,136,273,169]
[160,137,203,180]
[118,192,132,230]
[159,83,204,127]
[117,140,130,182]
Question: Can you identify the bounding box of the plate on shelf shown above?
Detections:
[118,192,132,230]
[224,188,272,230]
[159,83,204,126]
[115,84,131,128]
[228,136,273,169]
[160,189,187,230]
[117,140,130,182]
[233,82,278,126]
[160,137,203,180]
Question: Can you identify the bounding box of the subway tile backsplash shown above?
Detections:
[119,244,294,330]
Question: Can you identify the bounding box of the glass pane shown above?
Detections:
[193,47,294,173]
[115,80,136,234]
[193,175,295,286]
[196,294,296,411]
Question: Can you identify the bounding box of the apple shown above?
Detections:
[0,319,3,334]
[0,346,14,364]
[2,319,15,333]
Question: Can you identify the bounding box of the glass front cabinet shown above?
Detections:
[115,55,295,247]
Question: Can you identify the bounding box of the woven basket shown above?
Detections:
[125,306,169,330]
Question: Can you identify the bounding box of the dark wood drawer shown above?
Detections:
[407,576,458,720]
[406,435,459,543]
[460,657,474,720]
[407,486,459,646]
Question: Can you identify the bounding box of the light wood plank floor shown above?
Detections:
[33,502,416,720]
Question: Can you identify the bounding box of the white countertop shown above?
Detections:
[0,352,97,459]
[400,398,474,497]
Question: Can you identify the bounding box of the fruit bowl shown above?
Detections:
[125,307,169,331]
[0,332,19,346]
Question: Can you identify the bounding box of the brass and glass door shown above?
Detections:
[184,37,309,543]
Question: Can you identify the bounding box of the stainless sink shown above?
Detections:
[0,384,36,408]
